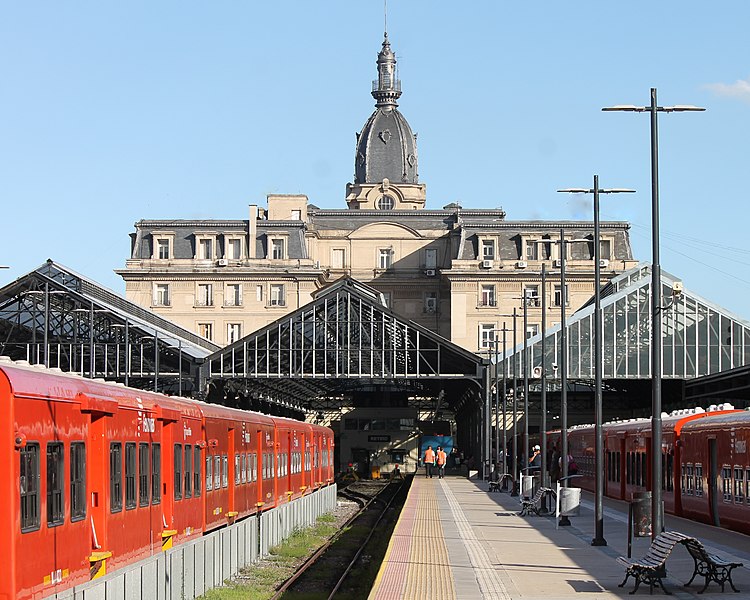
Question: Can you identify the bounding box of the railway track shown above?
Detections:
[272,477,410,599]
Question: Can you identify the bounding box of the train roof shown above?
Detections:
[680,408,750,431]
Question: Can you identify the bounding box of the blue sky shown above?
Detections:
[2,2,749,316]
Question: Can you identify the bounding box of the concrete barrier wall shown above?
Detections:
[49,485,337,600]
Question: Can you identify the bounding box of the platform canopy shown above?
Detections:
[0,259,218,395]
[500,263,750,382]
[205,277,486,417]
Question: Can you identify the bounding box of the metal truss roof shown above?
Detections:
[501,262,750,381]
[206,277,486,413]
[0,260,217,394]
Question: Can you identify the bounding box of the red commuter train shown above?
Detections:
[0,359,334,600]
[549,405,750,535]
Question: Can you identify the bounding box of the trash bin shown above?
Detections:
[521,474,535,499]
[558,486,581,516]
[631,491,652,537]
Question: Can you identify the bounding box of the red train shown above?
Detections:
[0,359,334,600]
[549,405,750,534]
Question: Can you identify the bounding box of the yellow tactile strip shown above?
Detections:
[369,477,455,600]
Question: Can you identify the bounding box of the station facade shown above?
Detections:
[118,34,637,357]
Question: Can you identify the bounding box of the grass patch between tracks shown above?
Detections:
[201,516,338,600]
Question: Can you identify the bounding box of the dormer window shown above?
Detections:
[198,238,213,260]
[481,240,495,261]
[156,239,170,260]
[225,237,242,260]
[271,239,285,260]
[150,231,175,260]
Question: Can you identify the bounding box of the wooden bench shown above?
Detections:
[518,487,554,516]
[617,531,691,595]
[681,537,743,594]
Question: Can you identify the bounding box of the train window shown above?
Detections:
[46,442,65,527]
[222,455,228,488]
[746,469,750,505]
[252,453,257,482]
[110,443,123,513]
[626,453,632,485]
[70,442,86,521]
[681,464,687,494]
[20,442,41,532]
[734,468,744,504]
[125,442,136,510]
[665,452,674,492]
[235,454,241,484]
[241,454,247,483]
[640,453,647,487]
[184,445,192,499]
[206,455,213,491]
[687,464,695,495]
[152,444,161,505]
[722,467,732,502]
[695,464,703,497]
[194,447,201,497]
[139,443,149,507]
[214,455,221,489]
[616,452,621,481]
[174,444,182,500]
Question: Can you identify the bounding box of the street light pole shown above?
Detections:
[558,177,634,546]
[502,322,508,476]
[540,263,547,487]
[522,294,529,479]
[603,89,704,538]
[558,228,570,526]
[511,308,519,496]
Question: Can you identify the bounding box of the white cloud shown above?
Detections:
[703,77,750,103]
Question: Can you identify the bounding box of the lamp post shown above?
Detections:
[603,89,704,538]
[558,177,634,546]
[511,307,519,496]
[540,263,547,488]
[492,321,513,478]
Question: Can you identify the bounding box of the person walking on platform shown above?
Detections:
[436,446,447,479]
[423,445,436,478]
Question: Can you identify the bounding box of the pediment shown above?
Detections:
[348,221,422,240]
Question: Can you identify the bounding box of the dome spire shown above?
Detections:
[372,32,401,108]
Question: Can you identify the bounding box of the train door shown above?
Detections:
[708,437,720,527]
[228,428,235,517]
[619,438,627,500]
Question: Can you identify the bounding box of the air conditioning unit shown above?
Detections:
[553,259,562,268]
[217,258,229,267]
[481,259,493,269]
[599,259,609,268]
[516,260,528,269]
[424,269,436,277]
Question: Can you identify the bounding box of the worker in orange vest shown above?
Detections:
[423,445,436,478]
[436,446,447,479]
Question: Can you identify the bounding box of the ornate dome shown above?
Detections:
[354,34,419,185]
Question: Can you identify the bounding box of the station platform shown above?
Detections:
[368,476,750,599]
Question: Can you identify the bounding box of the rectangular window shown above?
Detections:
[70,442,86,521]
[206,455,213,491]
[378,248,393,270]
[424,292,437,313]
[481,240,495,260]
[46,442,65,527]
[227,238,242,260]
[227,323,242,344]
[425,248,437,269]
[154,283,170,307]
[174,444,183,500]
[526,324,539,339]
[526,241,539,261]
[20,443,40,532]
[554,284,569,307]
[722,466,732,502]
[110,442,123,513]
[199,323,213,341]
[332,248,346,269]
[139,443,149,507]
[222,455,229,488]
[600,239,612,260]
[157,238,170,260]
[214,455,221,489]
[479,324,496,350]
[291,209,302,220]
[270,284,285,306]
[480,285,496,307]
[746,468,750,505]
[271,238,285,260]
[381,291,392,308]
[235,454,241,484]
[152,443,161,504]
[225,283,243,307]
[695,464,703,497]
[184,445,192,498]
[734,467,744,503]
[241,454,247,483]
[197,284,213,306]
[256,285,264,302]
[524,285,540,307]
[199,238,213,260]
[125,442,136,510]
[194,447,202,497]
